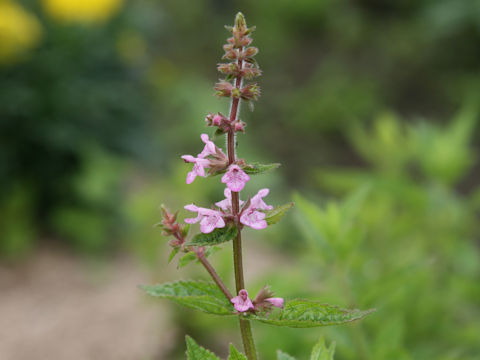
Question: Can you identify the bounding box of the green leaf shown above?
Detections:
[277,350,296,360]
[310,337,336,360]
[185,336,220,360]
[243,162,281,175]
[178,247,222,268]
[188,225,238,246]
[178,252,197,268]
[263,202,294,225]
[228,344,247,360]
[248,299,374,328]
[168,248,179,263]
[140,280,234,316]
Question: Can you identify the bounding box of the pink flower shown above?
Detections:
[239,188,272,230]
[184,204,225,233]
[265,297,284,308]
[198,134,217,158]
[231,289,254,312]
[181,155,211,184]
[221,165,250,192]
[240,208,267,230]
[250,188,273,210]
[215,188,244,211]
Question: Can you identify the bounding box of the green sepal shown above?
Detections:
[181,224,191,238]
[310,337,336,360]
[228,344,247,360]
[243,162,280,175]
[178,252,197,268]
[140,280,234,316]
[185,335,220,360]
[177,246,221,268]
[168,248,179,263]
[188,225,238,247]
[248,299,375,328]
[277,350,296,360]
[263,202,294,225]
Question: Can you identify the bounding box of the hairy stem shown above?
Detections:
[196,251,233,300]
[227,55,257,360]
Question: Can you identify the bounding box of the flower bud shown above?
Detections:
[217,62,240,76]
[222,49,239,60]
[243,47,258,58]
[233,121,246,133]
[214,81,234,97]
[240,84,261,101]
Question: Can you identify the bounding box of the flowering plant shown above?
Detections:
[140,13,373,359]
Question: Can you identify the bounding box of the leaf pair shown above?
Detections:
[186,335,335,360]
[186,336,246,360]
[140,280,374,327]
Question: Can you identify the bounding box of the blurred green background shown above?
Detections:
[1,0,479,359]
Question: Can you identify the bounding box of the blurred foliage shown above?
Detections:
[290,110,480,359]
[0,0,155,256]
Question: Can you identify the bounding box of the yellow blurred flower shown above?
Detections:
[42,0,124,23]
[0,0,43,64]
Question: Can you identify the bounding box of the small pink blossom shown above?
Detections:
[240,208,267,229]
[221,165,250,192]
[231,289,254,312]
[265,297,284,308]
[184,204,225,233]
[250,188,273,210]
[198,134,217,158]
[181,155,211,184]
[215,188,244,211]
[239,188,272,230]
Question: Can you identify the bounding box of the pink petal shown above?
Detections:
[251,188,273,210]
[222,165,250,192]
[199,214,225,233]
[240,210,267,230]
[266,298,284,308]
[181,155,196,162]
[199,134,217,158]
[184,204,199,212]
[186,170,197,184]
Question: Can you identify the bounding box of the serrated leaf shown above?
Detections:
[263,202,294,225]
[248,299,374,328]
[188,225,238,246]
[277,350,296,360]
[168,248,179,263]
[228,344,247,360]
[185,336,220,360]
[310,337,336,360]
[140,280,234,316]
[243,162,280,175]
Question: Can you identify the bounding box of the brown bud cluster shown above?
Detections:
[205,112,246,134]
[213,12,261,104]
[158,205,188,250]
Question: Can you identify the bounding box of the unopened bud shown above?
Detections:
[214,81,234,97]
[233,121,246,133]
[243,47,258,58]
[212,114,223,126]
[240,84,261,101]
